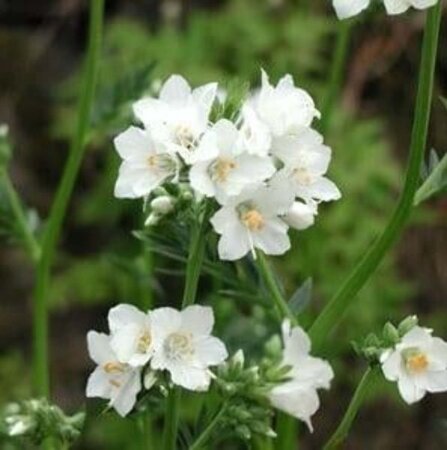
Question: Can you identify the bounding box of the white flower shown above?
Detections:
[150,305,228,391]
[251,70,320,138]
[383,0,438,15]
[133,75,217,164]
[210,183,295,261]
[189,119,275,203]
[86,331,142,417]
[274,128,341,204]
[268,321,334,431]
[283,201,318,230]
[332,0,370,19]
[332,0,438,18]
[114,126,179,199]
[380,326,447,404]
[108,304,155,367]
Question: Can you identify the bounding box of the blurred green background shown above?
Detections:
[0,0,446,448]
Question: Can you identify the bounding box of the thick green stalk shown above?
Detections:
[309,3,442,351]
[32,0,104,397]
[162,214,208,450]
[1,171,41,263]
[256,251,297,325]
[323,367,379,449]
[188,404,227,450]
[319,20,352,135]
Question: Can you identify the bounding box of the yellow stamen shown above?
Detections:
[109,379,122,388]
[293,167,313,186]
[137,331,152,354]
[241,209,265,231]
[406,353,429,374]
[211,158,237,183]
[103,362,125,374]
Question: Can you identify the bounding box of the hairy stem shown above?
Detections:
[188,404,227,450]
[32,0,104,397]
[309,3,442,351]
[162,210,208,450]
[323,367,379,449]
[1,171,41,263]
[256,251,297,325]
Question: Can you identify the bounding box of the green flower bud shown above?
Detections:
[398,315,418,337]
[383,322,400,345]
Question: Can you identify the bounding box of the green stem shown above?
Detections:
[323,367,379,449]
[1,171,41,262]
[162,211,208,450]
[256,251,297,325]
[32,0,104,397]
[274,414,297,450]
[309,3,442,351]
[319,20,352,135]
[188,404,227,450]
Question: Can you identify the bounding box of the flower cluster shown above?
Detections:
[333,0,439,19]
[114,70,341,261]
[86,304,228,416]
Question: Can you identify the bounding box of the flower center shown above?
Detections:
[241,209,265,231]
[137,330,152,354]
[293,167,314,186]
[405,351,429,374]
[147,154,175,173]
[164,332,194,361]
[210,158,237,183]
[175,125,195,150]
[103,361,126,374]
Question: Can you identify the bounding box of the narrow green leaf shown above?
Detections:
[288,278,313,314]
[414,150,447,205]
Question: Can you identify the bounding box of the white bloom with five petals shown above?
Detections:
[189,119,275,203]
[210,183,295,261]
[108,304,155,367]
[150,305,228,391]
[133,75,217,164]
[380,326,447,404]
[251,70,320,138]
[114,126,179,199]
[268,321,334,431]
[86,331,142,417]
[274,128,341,204]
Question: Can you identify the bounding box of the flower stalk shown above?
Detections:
[255,251,297,325]
[309,2,443,351]
[32,0,104,397]
[323,367,379,449]
[319,20,352,135]
[188,404,227,450]
[162,209,209,450]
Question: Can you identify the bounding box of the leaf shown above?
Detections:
[288,278,313,314]
[415,149,447,205]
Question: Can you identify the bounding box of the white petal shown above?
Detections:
[86,367,111,399]
[194,336,228,366]
[424,370,447,393]
[383,0,410,14]
[192,82,218,115]
[110,324,151,367]
[381,350,402,382]
[133,98,170,129]
[411,0,438,10]
[150,307,182,346]
[111,370,142,417]
[87,331,114,365]
[190,128,220,164]
[269,383,320,431]
[210,206,241,233]
[108,304,147,334]
[189,162,215,197]
[306,177,341,202]
[255,181,295,216]
[400,326,432,348]
[159,75,191,104]
[283,324,311,358]
[252,218,291,256]
[291,356,334,390]
[397,374,426,404]
[429,338,447,367]
[333,0,370,19]
[212,119,240,154]
[217,222,252,261]
[114,126,152,160]
[180,305,215,336]
[169,363,211,391]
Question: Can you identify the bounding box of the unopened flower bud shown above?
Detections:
[143,370,157,390]
[283,201,317,230]
[151,196,174,215]
[145,212,160,227]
